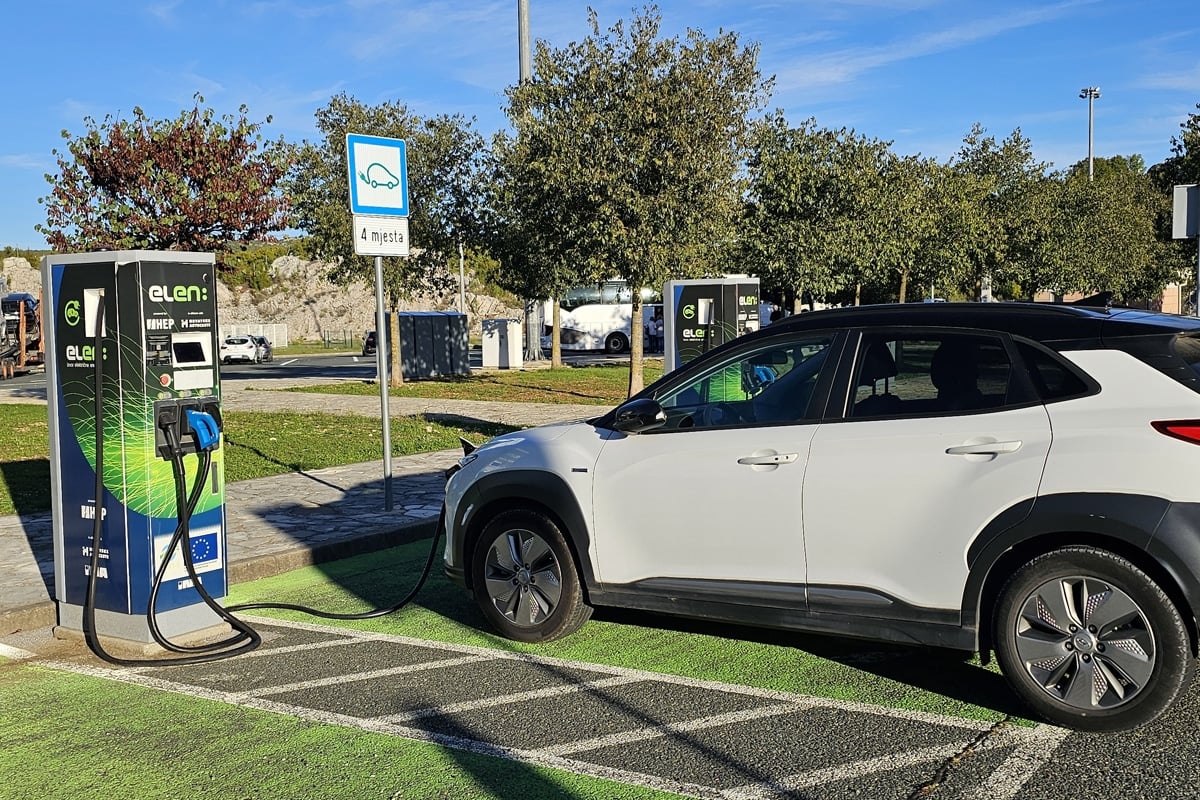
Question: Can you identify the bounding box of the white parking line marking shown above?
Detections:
[246,616,1001,731]
[281,358,298,366]
[378,674,644,723]
[726,741,965,799]
[542,702,805,757]
[962,723,1069,800]
[247,654,489,697]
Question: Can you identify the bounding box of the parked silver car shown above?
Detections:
[250,335,273,363]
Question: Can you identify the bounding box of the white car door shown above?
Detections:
[802,331,1052,613]
[590,332,838,587]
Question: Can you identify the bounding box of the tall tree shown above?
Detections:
[288,93,486,385]
[741,115,897,307]
[486,130,596,368]
[504,5,770,395]
[1052,159,1171,300]
[875,153,943,303]
[948,124,1049,298]
[38,95,291,255]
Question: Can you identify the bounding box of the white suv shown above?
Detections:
[442,302,1200,731]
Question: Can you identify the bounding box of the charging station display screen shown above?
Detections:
[172,340,207,364]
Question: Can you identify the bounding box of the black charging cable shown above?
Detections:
[224,518,444,620]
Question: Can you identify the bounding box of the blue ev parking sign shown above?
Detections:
[346,133,409,217]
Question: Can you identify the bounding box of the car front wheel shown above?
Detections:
[469,509,592,643]
[994,546,1192,731]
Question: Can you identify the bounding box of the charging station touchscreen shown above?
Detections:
[45,254,226,626]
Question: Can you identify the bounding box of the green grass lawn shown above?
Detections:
[0,405,515,515]
[290,364,663,406]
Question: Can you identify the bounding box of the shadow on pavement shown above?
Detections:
[0,457,51,518]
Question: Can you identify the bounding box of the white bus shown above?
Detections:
[542,280,662,354]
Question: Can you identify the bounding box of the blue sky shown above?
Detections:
[1,1,1197,248]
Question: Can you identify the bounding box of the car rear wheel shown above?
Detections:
[469,509,591,643]
[994,546,1192,731]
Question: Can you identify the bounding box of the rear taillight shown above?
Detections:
[1152,420,1200,445]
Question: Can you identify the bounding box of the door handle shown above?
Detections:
[945,440,1022,456]
[737,452,799,465]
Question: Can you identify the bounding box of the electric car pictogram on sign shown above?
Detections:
[359,163,400,189]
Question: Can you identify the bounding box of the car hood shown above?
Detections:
[452,419,608,485]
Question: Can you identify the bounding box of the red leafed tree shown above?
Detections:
[37,94,292,254]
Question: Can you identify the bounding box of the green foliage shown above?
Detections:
[286,94,488,386]
[496,4,770,394]
[37,94,293,253]
[293,364,662,406]
[742,114,894,303]
[218,238,311,291]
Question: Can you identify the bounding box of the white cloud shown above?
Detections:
[0,154,48,170]
[773,1,1098,94]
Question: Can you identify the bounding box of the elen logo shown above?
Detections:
[65,343,107,362]
[148,284,208,303]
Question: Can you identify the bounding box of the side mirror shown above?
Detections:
[611,398,666,434]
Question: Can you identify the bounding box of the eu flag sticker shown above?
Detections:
[155,525,222,581]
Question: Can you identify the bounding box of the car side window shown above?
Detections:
[656,333,836,430]
[850,333,1013,418]
[1015,340,1091,401]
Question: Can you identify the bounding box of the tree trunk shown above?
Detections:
[551,300,562,368]
[389,305,404,387]
[627,294,644,398]
[898,270,908,304]
[855,283,862,306]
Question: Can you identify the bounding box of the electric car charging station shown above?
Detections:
[42,251,230,648]
[662,276,760,373]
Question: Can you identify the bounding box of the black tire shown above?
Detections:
[604,333,628,355]
[469,509,592,643]
[993,546,1192,731]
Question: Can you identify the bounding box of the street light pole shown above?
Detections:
[1079,86,1101,181]
[517,0,543,361]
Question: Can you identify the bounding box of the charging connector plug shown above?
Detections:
[155,401,182,460]
[184,409,220,451]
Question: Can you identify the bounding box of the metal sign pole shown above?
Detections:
[373,255,393,511]
[347,132,407,511]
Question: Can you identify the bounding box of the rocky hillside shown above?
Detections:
[2,256,521,344]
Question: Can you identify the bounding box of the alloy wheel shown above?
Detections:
[1013,575,1155,711]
